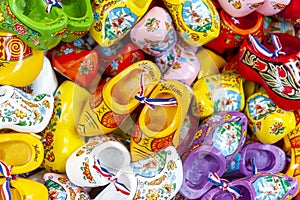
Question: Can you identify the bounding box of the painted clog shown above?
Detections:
[244,90,299,144]
[0,31,44,87]
[217,0,264,17]
[44,172,91,200]
[52,40,99,87]
[192,70,246,120]
[238,33,300,110]
[163,0,220,47]
[205,10,264,54]
[256,0,291,16]
[0,85,54,133]
[65,135,131,187]
[42,81,89,173]
[95,145,183,200]
[179,111,247,199]
[279,0,300,27]
[77,60,161,137]
[130,6,177,56]
[202,173,298,200]
[225,141,286,178]
[154,41,200,86]
[90,0,152,47]
[0,133,44,175]
[4,0,68,50]
[130,80,193,162]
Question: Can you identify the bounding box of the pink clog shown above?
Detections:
[256,0,291,16]
[218,0,264,17]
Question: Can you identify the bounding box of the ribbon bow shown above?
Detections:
[93,159,130,196]
[208,172,241,200]
[45,0,63,13]
[249,34,286,58]
[0,160,16,200]
[135,69,177,110]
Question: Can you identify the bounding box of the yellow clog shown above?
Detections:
[90,0,152,47]
[0,31,44,87]
[77,60,161,136]
[42,81,89,173]
[0,133,44,175]
[130,80,193,161]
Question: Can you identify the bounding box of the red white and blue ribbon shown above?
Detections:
[45,0,63,13]
[0,160,15,200]
[93,159,131,196]
[135,70,177,109]
[208,172,241,200]
[249,34,286,58]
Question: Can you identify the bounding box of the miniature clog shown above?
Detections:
[130,6,177,56]
[90,0,152,47]
[201,172,298,200]
[238,33,300,110]
[205,10,264,54]
[279,0,300,27]
[163,0,220,47]
[42,81,89,173]
[4,0,68,50]
[0,85,54,133]
[65,135,131,187]
[95,145,183,200]
[130,80,193,162]
[225,141,286,178]
[244,90,299,144]
[51,40,99,87]
[77,60,161,136]
[154,41,200,86]
[217,0,264,17]
[256,0,291,16]
[44,172,91,200]
[179,111,247,199]
[192,70,246,120]
[0,133,44,175]
[0,30,44,87]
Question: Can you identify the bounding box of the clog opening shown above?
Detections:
[62,0,86,18]
[245,149,276,172]
[97,147,126,174]
[210,185,250,200]
[0,140,31,166]
[144,93,177,132]
[185,154,221,190]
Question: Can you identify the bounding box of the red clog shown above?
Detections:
[278,0,300,27]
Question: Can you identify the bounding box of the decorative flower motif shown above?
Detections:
[63,48,73,55]
[14,23,26,35]
[146,189,160,200]
[14,109,27,119]
[81,161,94,182]
[45,132,54,146]
[133,189,141,200]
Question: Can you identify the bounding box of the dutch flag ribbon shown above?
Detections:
[0,160,16,200]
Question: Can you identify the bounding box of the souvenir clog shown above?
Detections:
[44,172,91,200]
[225,141,286,178]
[42,81,89,173]
[201,173,298,200]
[52,40,99,87]
[154,41,200,86]
[90,0,152,47]
[94,146,183,200]
[244,90,299,144]
[0,31,44,87]
[192,70,246,119]
[77,60,161,137]
[163,0,220,47]
[179,111,247,199]
[238,33,300,110]
[256,0,291,16]
[205,10,264,54]
[130,6,177,56]
[217,0,264,17]
[0,133,44,175]
[279,0,300,27]
[130,80,193,162]
[3,0,68,50]
[0,85,54,133]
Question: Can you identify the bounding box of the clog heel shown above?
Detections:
[163,0,220,47]
[0,133,44,174]
[4,0,68,50]
[90,0,152,47]
[130,80,193,162]
[77,60,161,136]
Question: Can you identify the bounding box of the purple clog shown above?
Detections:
[224,141,286,178]
[201,173,298,200]
[179,111,247,199]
